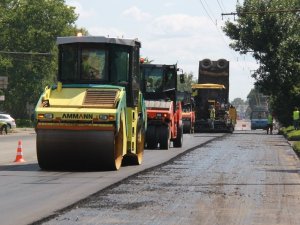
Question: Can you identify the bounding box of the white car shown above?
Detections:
[0,113,16,129]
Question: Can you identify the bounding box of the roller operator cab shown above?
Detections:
[35,36,147,170]
[140,63,184,150]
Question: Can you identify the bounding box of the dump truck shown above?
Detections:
[192,58,236,132]
[177,91,195,133]
[34,36,147,170]
[140,63,183,149]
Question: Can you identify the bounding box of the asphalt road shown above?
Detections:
[37,128,300,225]
[0,129,223,225]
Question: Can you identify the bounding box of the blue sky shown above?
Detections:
[65,0,258,101]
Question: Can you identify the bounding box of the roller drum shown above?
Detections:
[36,129,118,170]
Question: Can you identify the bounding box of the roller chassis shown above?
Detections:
[145,100,183,149]
[140,64,183,150]
[35,36,146,171]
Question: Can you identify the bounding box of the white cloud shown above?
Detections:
[66,0,96,19]
[149,14,212,37]
[122,6,151,21]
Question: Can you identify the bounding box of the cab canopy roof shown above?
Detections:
[192,83,226,89]
[56,36,141,47]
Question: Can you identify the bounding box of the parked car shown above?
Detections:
[0,113,16,129]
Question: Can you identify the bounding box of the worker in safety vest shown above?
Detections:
[228,105,237,125]
[267,113,273,135]
[293,107,300,130]
[209,105,215,129]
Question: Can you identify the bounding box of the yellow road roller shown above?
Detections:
[35,36,146,170]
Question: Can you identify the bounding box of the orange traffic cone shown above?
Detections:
[14,140,26,163]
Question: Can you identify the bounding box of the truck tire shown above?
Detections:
[159,126,170,150]
[200,58,212,69]
[173,125,183,147]
[146,125,158,149]
[123,122,145,165]
[183,120,191,133]
[216,59,229,69]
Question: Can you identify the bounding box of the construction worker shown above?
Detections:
[0,121,8,135]
[229,105,237,125]
[209,105,215,129]
[267,113,273,134]
[293,107,300,130]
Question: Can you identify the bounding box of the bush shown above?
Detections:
[16,119,34,128]
[279,125,294,135]
[292,142,300,157]
[286,130,300,141]
[279,125,300,140]
[281,125,300,158]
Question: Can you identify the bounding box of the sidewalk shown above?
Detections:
[10,127,35,135]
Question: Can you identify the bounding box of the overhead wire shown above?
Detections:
[198,0,253,73]
[198,0,217,25]
[216,0,225,13]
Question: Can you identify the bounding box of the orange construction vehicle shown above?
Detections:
[140,63,184,149]
[177,91,195,133]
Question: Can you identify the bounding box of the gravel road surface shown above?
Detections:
[37,131,300,225]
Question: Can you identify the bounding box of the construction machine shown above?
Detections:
[193,59,236,132]
[140,63,184,149]
[177,91,195,133]
[34,36,147,170]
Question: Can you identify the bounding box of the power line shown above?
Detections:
[198,0,216,25]
[222,8,300,17]
[216,0,225,12]
[198,0,251,72]
[0,50,52,56]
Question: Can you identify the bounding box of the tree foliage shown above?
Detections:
[223,0,300,125]
[177,72,196,93]
[0,0,78,118]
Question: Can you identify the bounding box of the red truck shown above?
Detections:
[140,63,184,149]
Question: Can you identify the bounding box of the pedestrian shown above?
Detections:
[229,105,237,125]
[0,122,8,135]
[267,113,273,135]
[209,105,215,129]
[293,107,300,130]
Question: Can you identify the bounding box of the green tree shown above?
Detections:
[0,0,79,118]
[177,72,196,93]
[223,0,300,125]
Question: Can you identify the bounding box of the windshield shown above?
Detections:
[59,44,130,84]
[81,48,107,80]
[142,66,176,93]
[143,67,163,92]
[251,111,268,119]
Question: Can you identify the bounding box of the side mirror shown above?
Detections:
[179,74,185,83]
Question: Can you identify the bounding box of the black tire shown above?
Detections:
[124,120,145,165]
[159,126,170,150]
[146,125,158,149]
[173,125,183,147]
[183,120,191,133]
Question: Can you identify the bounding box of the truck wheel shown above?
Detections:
[113,119,125,170]
[126,122,145,165]
[146,125,158,149]
[159,126,170,150]
[173,125,183,147]
[183,121,191,133]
